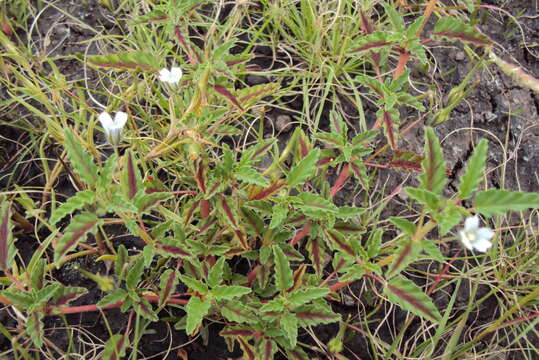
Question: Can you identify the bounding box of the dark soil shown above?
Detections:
[0,0,537,359]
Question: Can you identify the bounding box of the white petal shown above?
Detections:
[476,227,495,241]
[113,111,128,128]
[464,216,479,232]
[159,68,171,82]
[459,231,474,251]
[169,67,182,83]
[98,112,114,132]
[472,238,492,253]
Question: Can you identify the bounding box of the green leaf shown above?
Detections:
[295,192,338,220]
[27,312,44,348]
[366,229,383,258]
[389,217,416,236]
[33,284,61,308]
[220,302,257,324]
[387,240,422,278]
[257,338,278,360]
[419,127,447,195]
[49,286,88,308]
[208,257,226,288]
[102,334,128,360]
[458,139,488,200]
[273,245,293,292]
[281,312,298,348]
[54,212,101,263]
[433,18,492,46]
[434,205,463,236]
[0,290,34,308]
[294,304,341,326]
[97,153,118,189]
[382,2,405,30]
[260,297,285,313]
[97,289,128,308]
[212,285,251,300]
[474,190,539,217]
[179,274,209,295]
[126,257,145,291]
[133,192,172,214]
[337,206,365,219]
[0,198,16,272]
[269,204,288,229]
[121,150,141,200]
[287,148,320,187]
[405,187,440,210]
[288,287,329,306]
[159,269,178,306]
[50,190,95,225]
[86,51,159,71]
[134,298,158,322]
[185,296,212,335]
[421,240,445,262]
[384,276,441,322]
[235,166,270,187]
[63,129,98,186]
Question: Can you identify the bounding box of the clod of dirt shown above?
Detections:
[275,114,293,132]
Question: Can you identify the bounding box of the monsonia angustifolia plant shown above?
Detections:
[1,1,539,359]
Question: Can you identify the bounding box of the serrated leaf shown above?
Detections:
[0,289,33,308]
[236,82,280,108]
[257,338,278,360]
[235,166,270,187]
[50,190,95,225]
[295,192,338,220]
[102,334,128,360]
[159,269,178,306]
[434,205,463,236]
[269,204,288,230]
[337,206,365,219]
[208,257,226,288]
[212,285,251,300]
[388,149,424,172]
[97,289,128,308]
[33,284,61,307]
[126,257,145,291]
[133,192,172,213]
[366,229,383,258]
[384,276,441,321]
[421,240,445,261]
[389,217,416,236]
[179,274,209,295]
[287,148,320,187]
[260,298,285,313]
[30,258,45,290]
[419,127,447,195]
[220,302,257,324]
[185,296,211,335]
[0,198,16,272]
[294,304,341,326]
[405,187,440,210]
[351,31,398,53]
[281,312,298,347]
[288,287,329,306]
[474,190,539,217]
[382,2,405,30]
[433,18,492,46]
[63,129,98,186]
[458,139,488,199]
[286,347,310,360]
[27,312,44,348]
[54,212,101,263]
[49,286,88,308]
[97,153,118,189]
[122,150,140,200]
[273,246,293,292]
[387,240,422,278]
[381,109,399,149]
[134,298,158,322]
[86,51,159,71]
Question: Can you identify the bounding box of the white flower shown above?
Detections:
[98,111,128,145]
[158,66,182,84]
[459,216,495,253]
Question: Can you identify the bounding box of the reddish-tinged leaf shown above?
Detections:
[126,151,137,199]
[383,111,396,149]
[289,221,312,247]
[287,349,309,360]
[184,200,199,226]
[155,243,191,257]
[388,150,424,171]
[330,163,350,197]
[214,85,244,111]
[316,157,333,166]
[295,309,339,322]
[221,196,237,227]
[54,213,101,263]
[291,264,308,291]
[248,180,286,200]
[50,287,88,307]
[325,230,355,256]
[200,199,210,218]
[333,224,363,232]
[385,276,441,321]
[261,338,276,360]
[298,137,309,157]
[237,83,280,105]
[195,159,206,193]
[310,238,321,274]
[0,200,13,271]
[159,269,178,306]
[234,230,249,250]
[174,26,199,65]
[352,41,391,53]
[360,10,373,34]
[220,329,254,337]
[253,141,274,159]
[237,336,256,360]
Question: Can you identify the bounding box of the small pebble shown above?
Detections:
[275,114,293,132]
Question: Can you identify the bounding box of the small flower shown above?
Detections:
[459,216,494,253]
[158,66,182,84]
[98,111,128,145]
